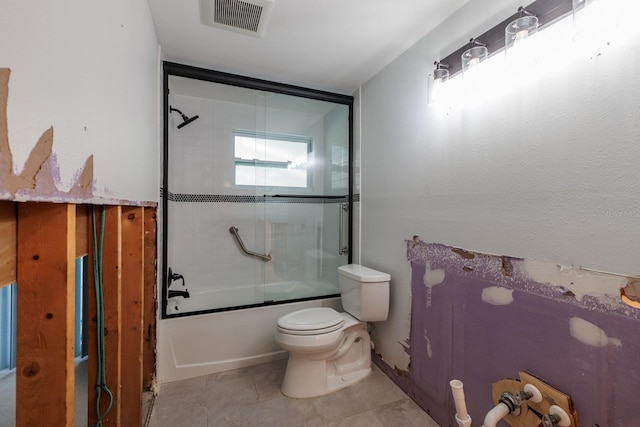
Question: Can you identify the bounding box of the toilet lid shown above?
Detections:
[277,308,344,335]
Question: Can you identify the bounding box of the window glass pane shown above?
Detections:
[234,131,310,188]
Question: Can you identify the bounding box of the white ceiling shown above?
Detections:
[147,0,470,94]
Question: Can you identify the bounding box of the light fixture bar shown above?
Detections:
[437,0,572,77]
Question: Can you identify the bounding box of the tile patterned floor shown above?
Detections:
[149,360,440,427]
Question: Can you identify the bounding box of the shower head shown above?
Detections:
[177,114,199,129]
[169,106,199,129]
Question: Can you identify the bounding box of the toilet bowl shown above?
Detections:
[274,264,390,398]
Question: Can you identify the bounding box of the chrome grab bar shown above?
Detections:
[229,226,272,261]
[339,202,348,255]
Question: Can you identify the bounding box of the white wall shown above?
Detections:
[360,0,640,369]
[0,1,159,204]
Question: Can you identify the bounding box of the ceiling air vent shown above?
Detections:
[200,0,274,38]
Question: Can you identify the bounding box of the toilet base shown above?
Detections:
[280,327,372,398]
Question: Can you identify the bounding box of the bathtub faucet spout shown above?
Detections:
[168,289,190,299]
[167,267,189,299]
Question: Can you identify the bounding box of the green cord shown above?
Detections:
[92,206,113,427]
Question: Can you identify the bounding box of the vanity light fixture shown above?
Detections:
[433,61,450,83]
[505,7,539,53]
[462,39,488,75]
[505,7,540,72]
[429,61,450,105]
[434,0,573,79]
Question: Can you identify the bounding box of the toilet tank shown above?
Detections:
[338,264,390,322]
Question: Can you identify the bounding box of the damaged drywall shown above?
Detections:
[0,68,94,202]
[375,240,640,426]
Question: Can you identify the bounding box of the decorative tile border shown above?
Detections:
[160,188,348,204]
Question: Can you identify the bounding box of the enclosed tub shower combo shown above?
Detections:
[159,62,355,382]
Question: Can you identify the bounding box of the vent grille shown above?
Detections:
[201,0,274,37]
[215,0,262,33]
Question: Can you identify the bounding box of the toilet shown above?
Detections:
[274,264,390,398]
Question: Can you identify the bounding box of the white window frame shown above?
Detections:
[233,129,312,189]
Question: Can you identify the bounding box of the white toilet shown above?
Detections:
[275,264,390,398]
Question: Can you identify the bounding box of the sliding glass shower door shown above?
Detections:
[162,63,352,318]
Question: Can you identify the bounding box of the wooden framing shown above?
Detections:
[75,204,90,258]
[121,206,145,426]
[0,201,156,426]
[142,207,157,390]
[0,200,16,288]
[16,203,76,426]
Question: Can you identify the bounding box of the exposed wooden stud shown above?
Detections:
[0,200,16,288]
[16,202,76,426]
[101,204,122,427]
[142,207,157,390]
[87,208,97,426]
[76,204,90,258]
[120,206,145,426]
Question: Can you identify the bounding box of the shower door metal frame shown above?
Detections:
[161,61,354,319]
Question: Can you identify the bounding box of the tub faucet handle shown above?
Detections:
[168,267,186,288]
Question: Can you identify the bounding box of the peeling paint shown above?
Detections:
[408,240,639,315]
[452,247,475,259]
[569,317,622,348]
[400,339,411,356]
[399,240,640,426]
[0,68,95,201]
[481,286,514,305]
[501,256,513,276]
[523,259,628,302]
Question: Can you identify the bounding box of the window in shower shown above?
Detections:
[233,130,311,188]
[163,62,353,318]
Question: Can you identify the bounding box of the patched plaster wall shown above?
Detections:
[358,0,640,376]
[378,241,640,426]
[0,1,159,204]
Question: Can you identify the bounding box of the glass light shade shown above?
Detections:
[429,68,450,105]
[462,46,488,74]
[505,16,539,51]
[505,15,540,71]
[433,68,449,84]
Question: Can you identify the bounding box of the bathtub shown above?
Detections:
[158,281,342,384]
[166,279,340,315]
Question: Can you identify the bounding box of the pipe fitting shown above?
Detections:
[483,402,511,427]
[542,405,572,426]
[498,392,521,416]
[450,380,472,427]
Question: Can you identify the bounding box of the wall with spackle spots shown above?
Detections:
[372,241,640,426]
[0,1,159,205]
[356,0,640,423]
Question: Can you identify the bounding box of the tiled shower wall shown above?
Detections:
[166,92,349,298]
[375,241,640,426]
